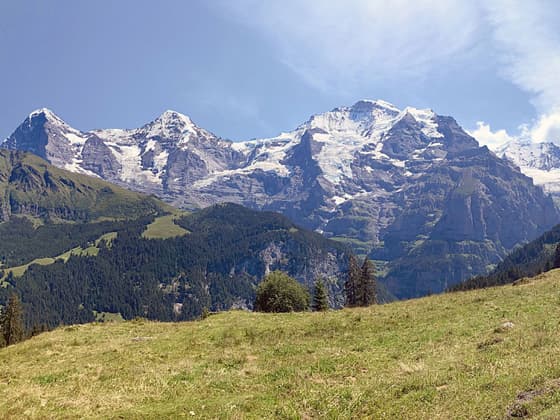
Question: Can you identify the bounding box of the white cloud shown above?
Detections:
[215,0,482,93]
[471,1,560,146]
[470,111,560,149]
[531,110,560,143]
[468,121,514,150]
[215,0,560,146]
[482,0,560,113]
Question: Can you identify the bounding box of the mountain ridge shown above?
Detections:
[494,138,560,200]
[4,101,559,297]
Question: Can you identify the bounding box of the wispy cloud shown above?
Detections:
[215,1,560,146]
[215,0,482,93]
[483,0,560,112]
[474,0,560,147]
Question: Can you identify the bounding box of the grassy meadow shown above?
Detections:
[0,232,118,285]
[2,271,560,418]
[142,214,189,239]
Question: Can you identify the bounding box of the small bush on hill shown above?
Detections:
[254,271,310,312]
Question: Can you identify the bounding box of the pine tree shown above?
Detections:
[0,293,25,346]
[344,255,361,307]
[312,278,329,311]
[358,257,377,306]
[553,243,560,269]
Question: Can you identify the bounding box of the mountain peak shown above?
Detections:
[28,108,66,125]
[136,110,221,147]
[143,109,197,134]
[352,99,401,113]
[156,110,194,125]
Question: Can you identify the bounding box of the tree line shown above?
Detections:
[0,251,377,347]
[450,235,560,292]
[254,254,377,313]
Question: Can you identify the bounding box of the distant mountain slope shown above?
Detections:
[0,149,167,223]
[0,153,350,325]
[451,223,560,291]
[5,102,559,297]
[0,203,350,328]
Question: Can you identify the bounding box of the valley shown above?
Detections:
[5,101,559,297]
[4,3,560,418]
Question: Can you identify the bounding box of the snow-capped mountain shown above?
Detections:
[4,100,559,297]
[4,108,242,202]
[494,139,560,198]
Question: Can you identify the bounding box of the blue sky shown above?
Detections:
[1,0,559,147]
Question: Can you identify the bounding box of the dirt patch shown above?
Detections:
[477,336,504,350]
[494,321,515,334]
[506,379,560,418]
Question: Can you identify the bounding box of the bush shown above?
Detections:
[254,271,310,312]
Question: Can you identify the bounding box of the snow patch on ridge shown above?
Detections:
[193,135,294,188]
[297,101,443,185]
[405,107,443,139]
[494,139,560,200]
[208,99,445,188]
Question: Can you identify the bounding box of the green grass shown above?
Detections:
[0,232,119,284]
[2,271,560,418]
[142,214,189,239]
[3,257,57,279]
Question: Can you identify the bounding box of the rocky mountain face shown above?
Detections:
[494,140,560,201]
[451,217,560,293]
[5,101,560,298]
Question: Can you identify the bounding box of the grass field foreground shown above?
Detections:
[2,271,560,418]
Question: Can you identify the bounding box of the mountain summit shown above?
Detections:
[495,139,560,200]
[4,101,559,297]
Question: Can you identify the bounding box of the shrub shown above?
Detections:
[254,271,310,312]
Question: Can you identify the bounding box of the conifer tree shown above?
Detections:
[553,243,560,269]
[344,255,361,307]
[312,278,329,311]
[0,293,24,346]
[358,257,377,306]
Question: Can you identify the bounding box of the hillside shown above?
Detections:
[452,223,560,291]
[0,151,350,326]
[5,104,559,298]
[2,271,560,418]
[0,203,350,328]
[0,148,173,274]
[0,149,168,223]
